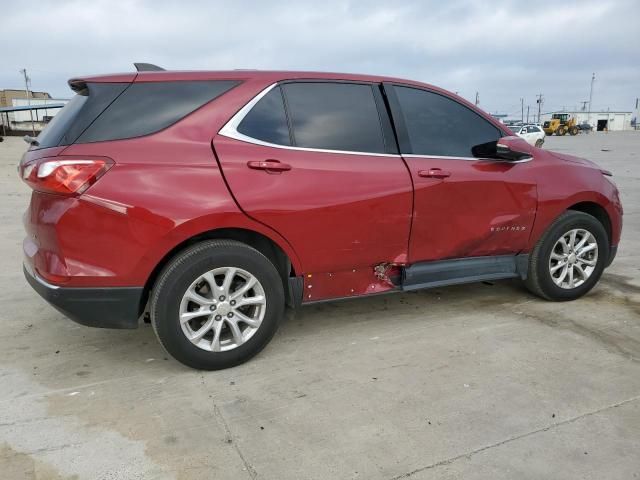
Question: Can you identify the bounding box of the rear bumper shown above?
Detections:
[24,264,143,329]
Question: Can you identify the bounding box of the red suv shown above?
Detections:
[20,64,622,370]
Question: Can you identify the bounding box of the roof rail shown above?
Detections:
[133,63,165,72]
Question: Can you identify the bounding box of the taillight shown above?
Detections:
[20,156,113,195]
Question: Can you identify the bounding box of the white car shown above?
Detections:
[510,124,545,147]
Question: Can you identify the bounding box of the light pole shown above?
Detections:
[588,72,595,127]
[19,68,36,136]
[536,94,544,123]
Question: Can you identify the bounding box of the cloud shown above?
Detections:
[2,0,638,116]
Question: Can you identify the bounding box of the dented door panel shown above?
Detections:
[405,157,537,262]
[213,136,413,274]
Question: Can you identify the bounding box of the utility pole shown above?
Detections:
[536,94,544,123]
[19,68,36,136]
[520,98,524,123]
[526,105,530,123]
[475,92,479,106]
[580,101,588,111]
[588,72,595,126]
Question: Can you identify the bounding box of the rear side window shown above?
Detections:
[282,82,386,153]
[77,80,239,143]
[394,86,502,157]
[237,86,291,146]
[35,83,128,149]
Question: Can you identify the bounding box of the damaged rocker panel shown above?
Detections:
[297,254,529,304]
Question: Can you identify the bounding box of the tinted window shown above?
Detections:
[35,94,88,148]
[395,86,502,157]
[78,80,239,143]
[35,82,131,149]
[282,82,385,153]
[237,86,291,145]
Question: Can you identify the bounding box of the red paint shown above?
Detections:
[212,136,413,274]
[404,157,537,262]
[20,70,622,304]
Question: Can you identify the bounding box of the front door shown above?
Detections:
[384,83,537,263]
[214,80,413,274]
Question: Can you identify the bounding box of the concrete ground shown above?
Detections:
[0,132,638,480]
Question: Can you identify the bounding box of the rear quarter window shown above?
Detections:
[35,82,129,149]
[77,80,239,143]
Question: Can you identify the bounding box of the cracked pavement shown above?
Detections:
[1,132,639,479]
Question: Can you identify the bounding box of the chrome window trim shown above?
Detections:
[402,153,533,164]
[218,82,401,158]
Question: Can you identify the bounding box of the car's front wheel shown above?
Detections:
[525,210,608,301]
[150,240,284,370]
[535,138,544,148]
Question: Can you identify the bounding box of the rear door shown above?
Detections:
[383,83,537,263]
[213,80,413,274]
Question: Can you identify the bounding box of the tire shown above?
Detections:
[150,240,285,370]
[569,126,579,136]
[558,127,567,136]
[525,210,608,301]
[535,138,544,148]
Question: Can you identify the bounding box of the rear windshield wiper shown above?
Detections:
[23,135,39,146]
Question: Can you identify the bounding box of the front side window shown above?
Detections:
[237,86,291,145]
[281,82,386,153]
[394,86,502,157]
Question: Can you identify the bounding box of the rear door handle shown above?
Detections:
[418,168,451,179]
[247,160,292,173]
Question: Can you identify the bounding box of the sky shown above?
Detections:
[2,0,639,119]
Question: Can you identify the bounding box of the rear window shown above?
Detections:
[281,82,386,153]
[36,80,239,148]
[77,80,239,143]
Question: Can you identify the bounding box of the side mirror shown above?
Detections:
[495,136,533,161]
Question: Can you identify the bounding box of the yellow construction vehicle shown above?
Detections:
[543,113,579,136]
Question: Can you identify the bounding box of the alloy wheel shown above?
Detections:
[548,228,598,289]
[179,267,266,352]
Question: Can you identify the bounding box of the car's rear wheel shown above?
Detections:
[150,240,284,370]
[525,211,608,301]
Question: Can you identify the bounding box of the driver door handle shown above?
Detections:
[418,168,451,179]
[247,160,292,172]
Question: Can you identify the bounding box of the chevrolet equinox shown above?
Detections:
[20,64,623,369]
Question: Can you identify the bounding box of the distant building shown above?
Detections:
[7,98,69,131]
[0,89,51,107]
[0,89,68,133]
[540,111,632,131]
